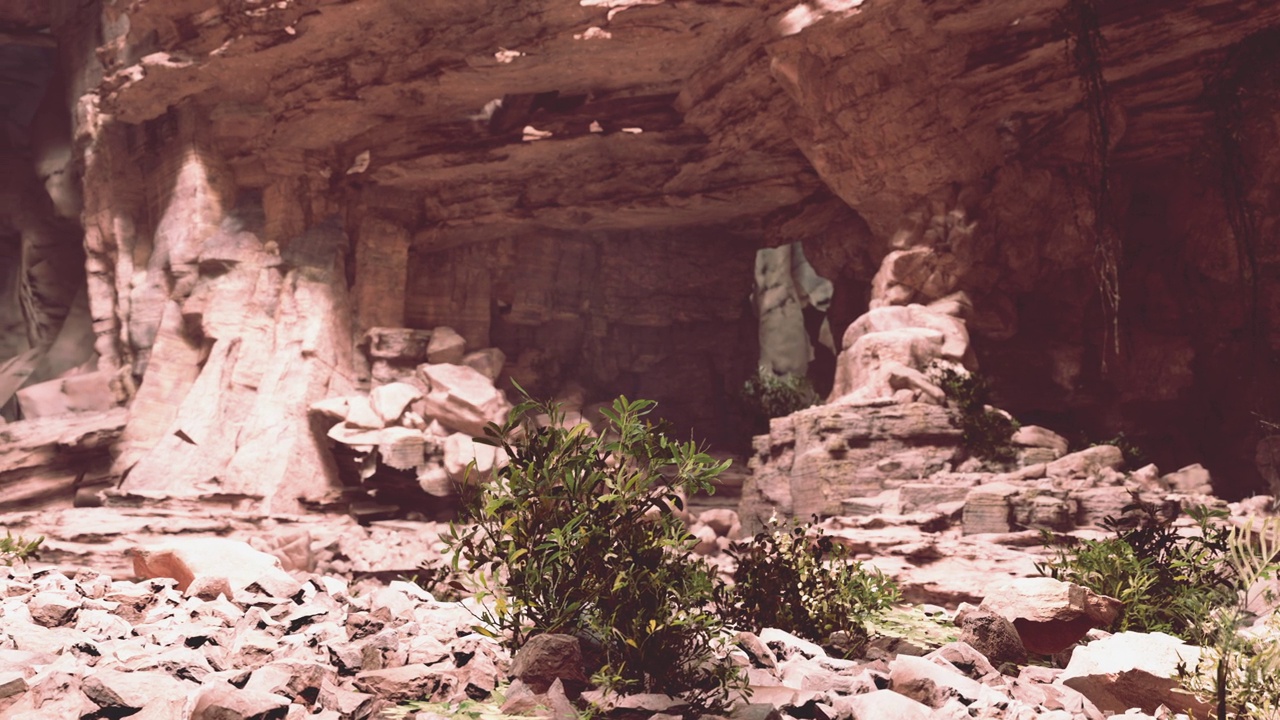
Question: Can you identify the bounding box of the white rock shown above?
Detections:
[888,654,996,708]
[1060,631,1211,716]
[844,689,935,720]
[308,397,350,420]
[377,426,426,471]
[690,523,718,555]
[344,396,384,429]
[1046,446,1125,480]
[462,348,506,382]
[442,432,509,484]
[369,382,423,425]
[759,628,826,659]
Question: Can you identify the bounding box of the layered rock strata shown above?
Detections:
[0,0,1277,510]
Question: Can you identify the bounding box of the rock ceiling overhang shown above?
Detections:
[768,0,1280,236]
[97,0,825,232]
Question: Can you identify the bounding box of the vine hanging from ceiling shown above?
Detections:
[1061,0,1120,365]
[1209,30,1280,350]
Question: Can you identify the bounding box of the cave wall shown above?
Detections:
[769,0,1280,497]
[0,0,1276,508]
[402,225,760,445]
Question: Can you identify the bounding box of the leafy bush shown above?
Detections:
[444,392,744,711]
[1036,495,1236,642]
[1181,516,1280,720]
[929,365,1020,463]
[1,532,42,566]
[717,515,900,655]
[740,366,821,421]
[1041,502,1280,717]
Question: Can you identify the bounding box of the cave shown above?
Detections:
[5,2,1280,717]
[0,0,1278,515]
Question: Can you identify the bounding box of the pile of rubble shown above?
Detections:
[315,326,512,513]
[0,532,1243,720]
[0,538,502,719]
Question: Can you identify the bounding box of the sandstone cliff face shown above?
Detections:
[0,0,1277,508]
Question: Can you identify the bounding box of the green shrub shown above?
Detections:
[1041,498,1280,718]
[740,366,821,421]
[443,392,744,711]
[1181,516,1280,720]
[717,515,899,655]
[1036,495,1236,642]
[929,365,1020,463]
[1,532,42,566]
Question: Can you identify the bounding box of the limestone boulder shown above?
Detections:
[363,327,433,361]
[962,483,1023,535]
[829,327,947,404]
[1046,446,1126,482]
[363,327,434,385]
[82,668,193,714]
[510,634,589,694]
[15,370,121,419]
[954,608,1027,667]
[0,408,126,512]
[190,683,291,720]
[740,402,961,532]
[979,577,1122,655]
[887,654,998,709]
[841,304,972,365]
[1011,426,1069,458]
[1162,464,1213,495]
[377,426,427,471]
[1060,632,1212,716]
[462,348,507,382]
[869,248,963,308]
[844,688,935,720]
[426,326,467,365]
[369,382,423,426]
[417,364,511,437]
[344,396,385,430]
[442,432,509,486]
[130,538,302,598]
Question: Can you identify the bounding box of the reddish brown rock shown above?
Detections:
[979,577,1122,655]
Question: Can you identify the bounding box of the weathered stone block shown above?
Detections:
[740,403,961,532]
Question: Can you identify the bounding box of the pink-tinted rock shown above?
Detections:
[416,364,510,437]
[426,327,467,365]
[190,682,291,720]
[844,688,935,720]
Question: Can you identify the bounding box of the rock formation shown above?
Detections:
[0,0,1274,510]
[1,5,1279,718]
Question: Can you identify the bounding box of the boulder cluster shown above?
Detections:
[316,326,513,500]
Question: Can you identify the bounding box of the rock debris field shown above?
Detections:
[2,501,1274,720]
